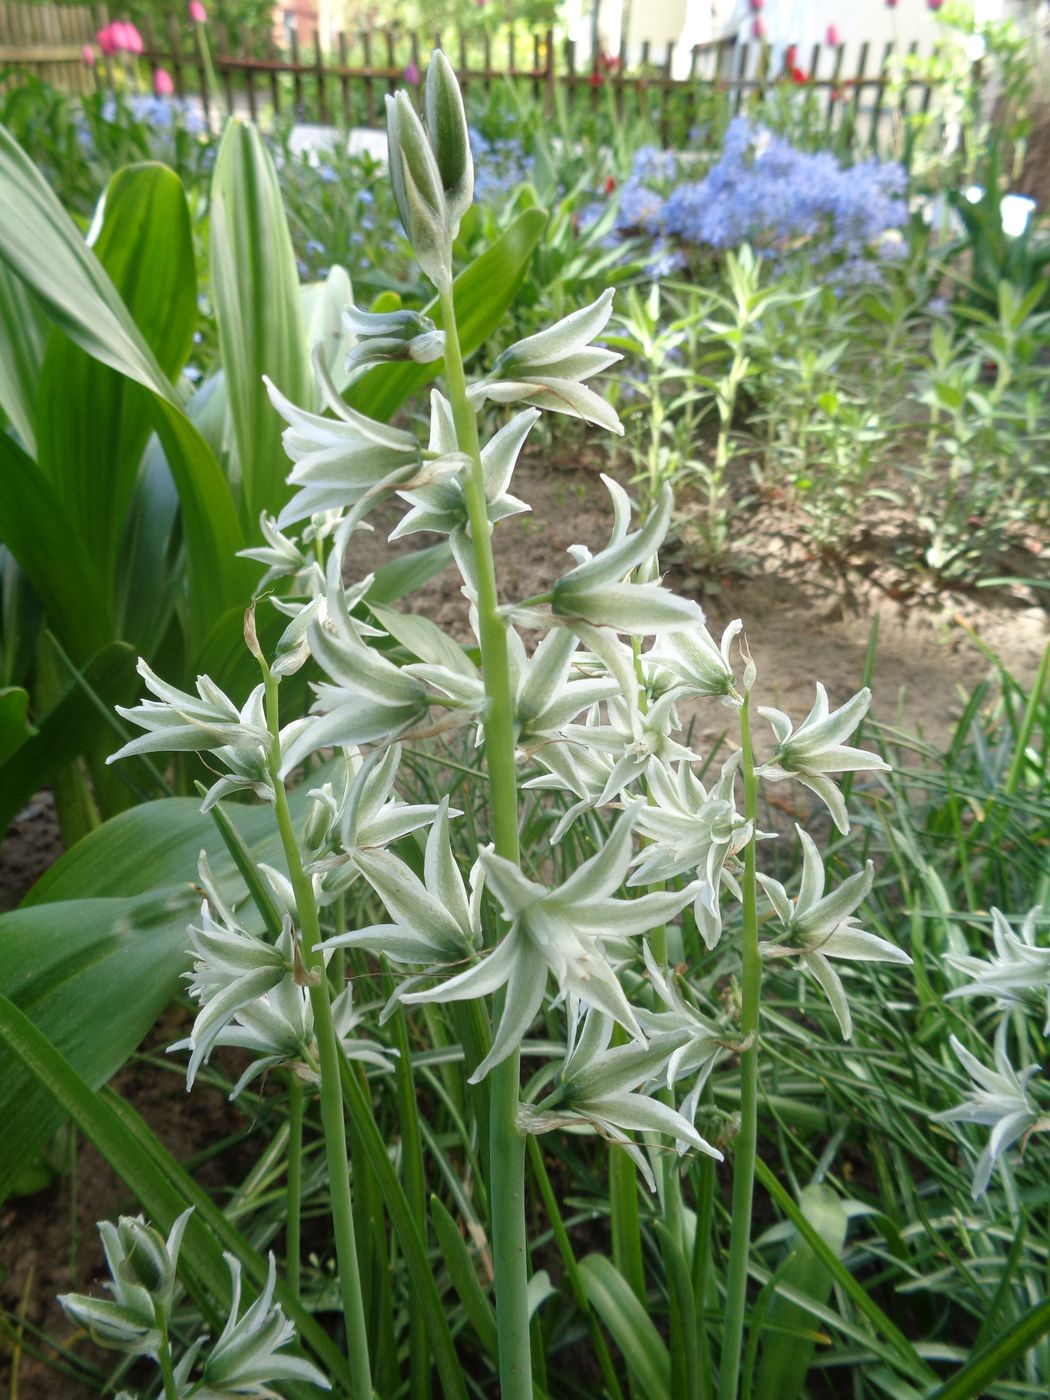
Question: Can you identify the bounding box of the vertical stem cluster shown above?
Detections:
[263,670,373,1400]
[439,284,533,1400]
[286,1073,304,1300]
[717,688,761,1400]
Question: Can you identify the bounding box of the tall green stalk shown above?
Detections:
[262,667,373,1400]
[439,283,533,1400]
[717,687,761,1400]
[286,1073,304,1301]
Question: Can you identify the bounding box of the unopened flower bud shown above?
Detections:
[424,49,474,236]
[343,305,446,372]
[385,90,451,289]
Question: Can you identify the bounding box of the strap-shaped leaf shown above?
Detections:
[579,1253,671,1399]
[927,1296,1050,1400]
[431,1194,498,1357]
[339,1054,469,1400]
[753,1184,848,1400]
[754,1159,932,1381]
[0,896,193,1203]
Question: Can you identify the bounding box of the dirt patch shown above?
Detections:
[350,454,1048,755]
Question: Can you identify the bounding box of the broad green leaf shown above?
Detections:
[345,206,548,422]
[0,125,248,653]
[0,641,138,835]
[0,993,353,1393]
[36,163,196,600]
[0,896,194,1204]
[0,123,168,394]
[579,1253,671,1399]
[148,401,253,658]
[0,547,43,688]
[0,433,113,656]
[753,1184,849,1400]
[0,686,33,767]
[210,120,311,529]
[115,435,181,657]
[0,259,46,452]
[25,796,266,908]
[3,784,336,1202]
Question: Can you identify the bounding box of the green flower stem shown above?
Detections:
[286,1072,304,1301]
[262,669,373,1400]
[438,282,532,1400]
[716,687,761,1400]
[158,1330,178,1400]
[527,1135,625,1400]
[691,1104,717,1400]
[387,968,431,1400]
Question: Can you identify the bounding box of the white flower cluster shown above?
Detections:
[934,905,1050,1197]
[107,52,906,1192]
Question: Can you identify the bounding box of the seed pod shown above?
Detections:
[424,49,474,236]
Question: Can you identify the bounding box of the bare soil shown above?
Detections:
[350,454,1048,756]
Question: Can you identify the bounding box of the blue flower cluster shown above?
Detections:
[617,118,907,280]
[469,126,531,205]
[99,93,206,135]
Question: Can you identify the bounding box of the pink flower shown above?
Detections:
[154,66,174,96]
[404,61,420,84]
[749,0,763,10]
[826,24,841,46]
[81,42,96,65]
[188,1,207,21]
[751,16,765,39]
[927,0,943,8]
[100,21,144,54]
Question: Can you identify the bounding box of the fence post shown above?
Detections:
[870,40,893,150]
[314,29,327,124]
[849,40,869,152]
[337,29,349,127]
[361,29,375,125]
[826,41,845,131]
[544,26,554,116]
[734,40,749,116]
[239,24,257,120]
[290,25,303,115]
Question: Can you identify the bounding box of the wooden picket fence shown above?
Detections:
[0,1,963,151]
